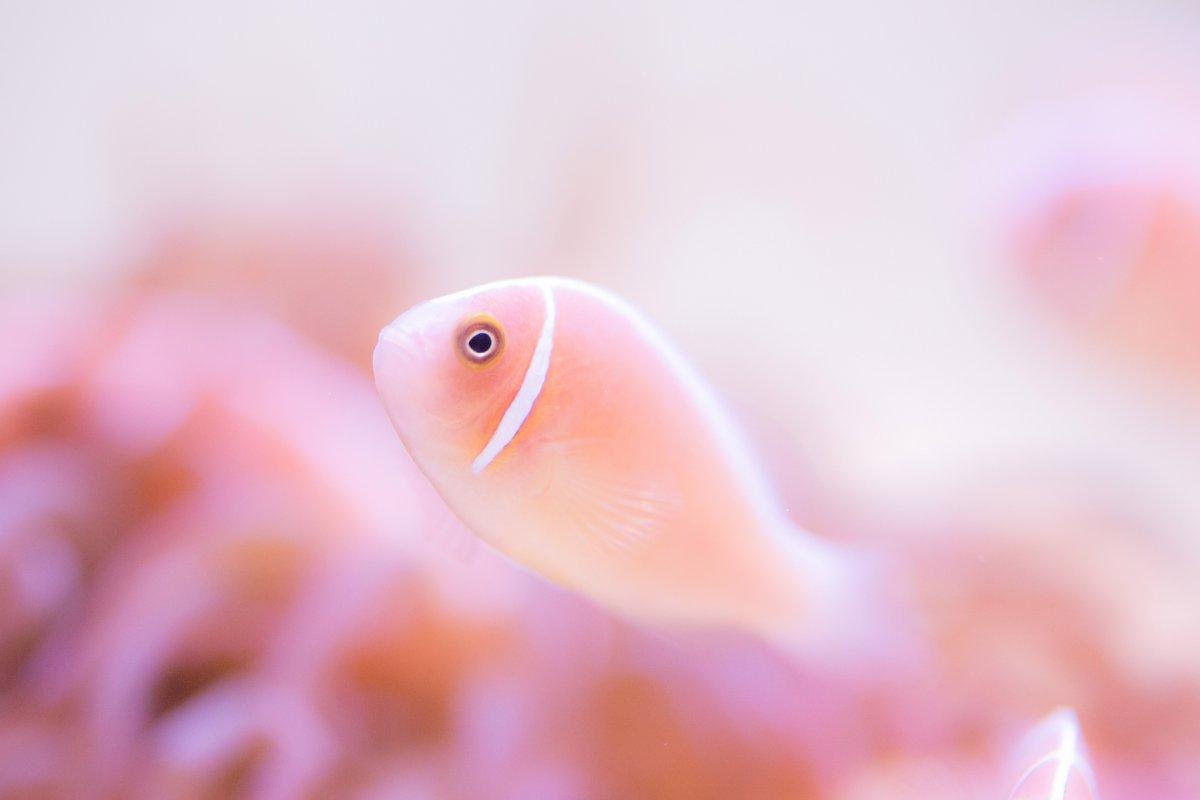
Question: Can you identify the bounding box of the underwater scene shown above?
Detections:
[2,2,1199,798]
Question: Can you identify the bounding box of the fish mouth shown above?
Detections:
[375,299,442,356]
[372,322,420,392]
[376,323,411,349]
[372,320,473,431]
[374,311,430,368]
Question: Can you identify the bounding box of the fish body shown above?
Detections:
[373,277,874,655]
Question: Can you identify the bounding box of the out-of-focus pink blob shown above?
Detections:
[986,94,1200,384]
[128,209,421,371]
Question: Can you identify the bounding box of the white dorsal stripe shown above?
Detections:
[472,283,556,474]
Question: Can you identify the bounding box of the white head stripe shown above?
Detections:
[471,283,556,474]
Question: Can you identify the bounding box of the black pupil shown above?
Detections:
[467,331,493,355]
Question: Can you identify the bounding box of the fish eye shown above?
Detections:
[468,330,494,355]
[457,316,504,366]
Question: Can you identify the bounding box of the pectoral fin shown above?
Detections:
[540,438,682,557]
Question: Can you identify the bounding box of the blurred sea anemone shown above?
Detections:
[2,218,1199,799]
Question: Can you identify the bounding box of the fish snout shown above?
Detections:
[373,313,430,391]
[374,305,437,367]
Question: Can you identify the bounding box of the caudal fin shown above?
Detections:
[768,527,930,679]
[1006,709,1100,800]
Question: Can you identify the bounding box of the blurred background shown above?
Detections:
[2,2,1199,798]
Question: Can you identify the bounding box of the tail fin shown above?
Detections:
[1006,709,1100,800]
[767,523,930,679]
